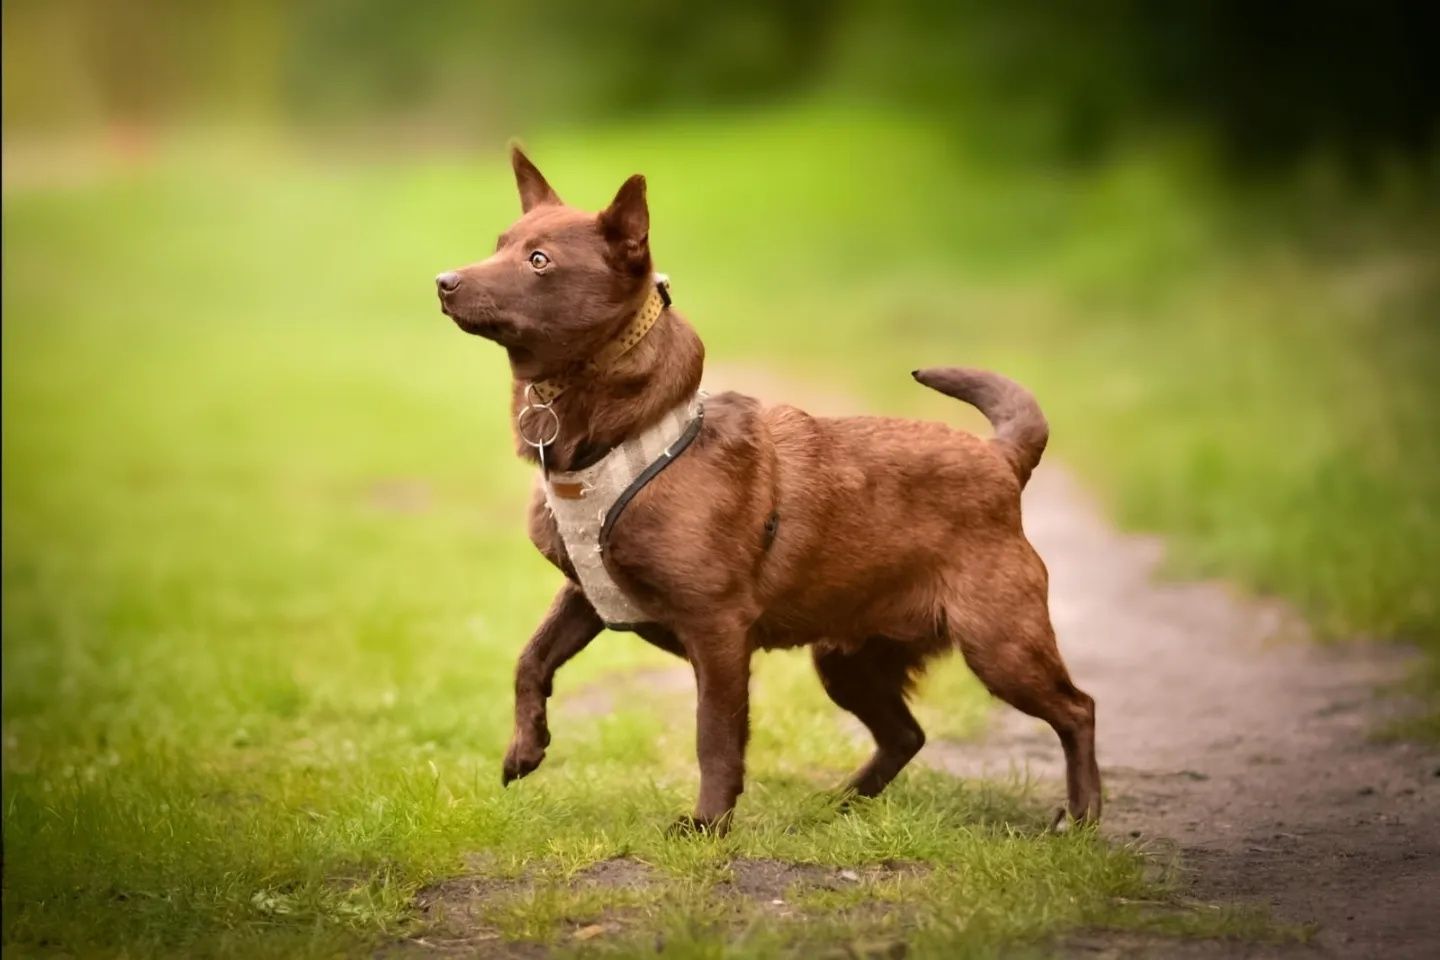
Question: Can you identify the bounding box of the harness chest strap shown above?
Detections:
[524,273,695,627]
[543,393,704,629]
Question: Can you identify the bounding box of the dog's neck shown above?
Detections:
[509,302,705,473]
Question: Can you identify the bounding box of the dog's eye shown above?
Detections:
[528,251,550,271]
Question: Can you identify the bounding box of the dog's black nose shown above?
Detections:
[435,271,461,294]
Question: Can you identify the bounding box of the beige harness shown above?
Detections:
[543,393,704,627]
[515,275,703,627]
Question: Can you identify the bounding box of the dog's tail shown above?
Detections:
[911,367,1048,488]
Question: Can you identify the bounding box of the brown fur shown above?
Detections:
[436,148,1101,833]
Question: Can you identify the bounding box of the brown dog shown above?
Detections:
[436,148,1100,833]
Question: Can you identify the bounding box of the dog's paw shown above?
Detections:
[666,813,731,838]
[1048,807,1099,834]
[825,785,868,814]
[501,736,546,786]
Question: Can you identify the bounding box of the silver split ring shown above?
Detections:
[516,402,560,449]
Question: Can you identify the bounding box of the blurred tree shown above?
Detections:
[832,0,1440,172]
[1137,1,1440,170]
[3,0,1437,172]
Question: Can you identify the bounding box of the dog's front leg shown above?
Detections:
[502,582,603,785]
[674,632,752,834]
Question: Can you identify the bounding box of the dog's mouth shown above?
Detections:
[439,294,517,345]
[452,315,513,344]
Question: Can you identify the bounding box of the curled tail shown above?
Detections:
[912,367,1048,488]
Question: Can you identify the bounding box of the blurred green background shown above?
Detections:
[3,1,1438,956]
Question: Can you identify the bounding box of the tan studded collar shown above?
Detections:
[525,275,671,406]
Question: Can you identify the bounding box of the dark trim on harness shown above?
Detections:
[598,407,705,552]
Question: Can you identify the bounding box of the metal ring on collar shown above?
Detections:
[516,402,561,448]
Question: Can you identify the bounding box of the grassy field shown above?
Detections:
[3,107,1433,956]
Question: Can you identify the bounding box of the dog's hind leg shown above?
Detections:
[813,638,927,798]
[947,590,1101,826]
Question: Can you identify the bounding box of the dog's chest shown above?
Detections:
[542,396,703,627]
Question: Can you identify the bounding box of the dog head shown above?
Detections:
[436,147,652,378]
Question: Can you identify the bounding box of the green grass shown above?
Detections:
[3,105,1432,955]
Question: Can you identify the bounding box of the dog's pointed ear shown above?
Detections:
[598,174,649,274]
[510,145,561,213]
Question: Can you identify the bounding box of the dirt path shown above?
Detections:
[950,466,1440,957]
[708,367,1440,957]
